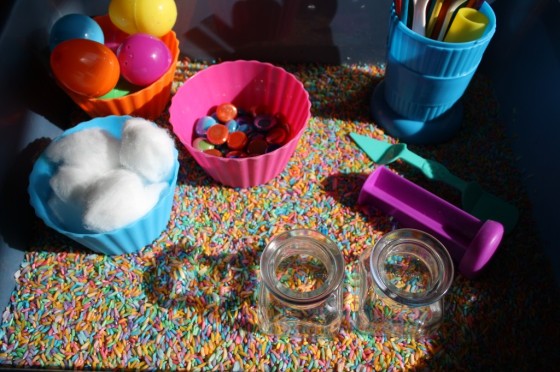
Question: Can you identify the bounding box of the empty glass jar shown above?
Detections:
[257,229,345,338]
[357,229,454,338]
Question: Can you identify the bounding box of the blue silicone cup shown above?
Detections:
[28,115,179,255]
[387,2,496,77]
[384,2,496,121]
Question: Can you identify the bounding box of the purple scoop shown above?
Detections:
[358,166,504,279]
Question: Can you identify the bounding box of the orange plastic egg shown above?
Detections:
[50,39,120,97]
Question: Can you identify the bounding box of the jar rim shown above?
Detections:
[369,228,454,307]
[260,229,345,305]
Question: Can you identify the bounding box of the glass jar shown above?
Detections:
[257,229,345,338]
[357,229,454,338]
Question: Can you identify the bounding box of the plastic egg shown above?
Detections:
[49,13,104,51]
[93,14,129,53]
[108,0,177,37]
[117,33,172,87]
[50,39,120,97]
[99,79,138,99]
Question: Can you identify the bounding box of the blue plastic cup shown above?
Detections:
[384,2,496,122]
[371,2,496,144]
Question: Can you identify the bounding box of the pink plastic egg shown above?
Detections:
[94,14,129,53]
[116,33,172,87]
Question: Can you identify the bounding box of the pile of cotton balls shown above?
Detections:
[45,118,176,233]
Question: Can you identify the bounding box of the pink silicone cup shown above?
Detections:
[169,60,311,188]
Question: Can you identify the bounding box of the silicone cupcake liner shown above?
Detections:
[169,60,311,188]
[28,115,179,255]
[63,16,180,120]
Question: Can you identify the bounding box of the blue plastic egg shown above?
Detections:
[49,13,105,51]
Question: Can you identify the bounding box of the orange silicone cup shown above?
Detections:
[62,15,180,120]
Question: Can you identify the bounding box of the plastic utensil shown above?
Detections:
[466,0,484,9]
[350,133,519,233]
[358,166,504,278]
[400,0,410,26]
[411,0,430,35]
[426,0,445,38]
[395,0,403,18]
[443,7,490,42]
[436,0,468,41]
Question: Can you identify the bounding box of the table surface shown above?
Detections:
[0,58,559,371]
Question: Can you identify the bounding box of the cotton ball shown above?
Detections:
[82,168,167,232]
[45,127,121,170]
[49,165,106,203]
[120,118,176,183]
[47,194,88,233]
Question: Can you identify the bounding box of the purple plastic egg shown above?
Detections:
[116,33,172,87]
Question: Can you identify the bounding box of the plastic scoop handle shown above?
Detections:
[411,0,431,35]
[350,133,463,186]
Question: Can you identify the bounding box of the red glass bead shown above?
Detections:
[206,124,229,145]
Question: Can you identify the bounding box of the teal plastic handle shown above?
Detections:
[350,133,462,186]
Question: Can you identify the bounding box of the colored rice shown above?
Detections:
[1,58,559,371]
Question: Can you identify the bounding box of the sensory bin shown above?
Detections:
[0,58,559,371]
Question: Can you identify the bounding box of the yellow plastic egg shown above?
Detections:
[108,0,177,37]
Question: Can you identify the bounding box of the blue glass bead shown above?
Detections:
[195,116,217,137]
[237,121,255,135]
[226,119,239,132]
